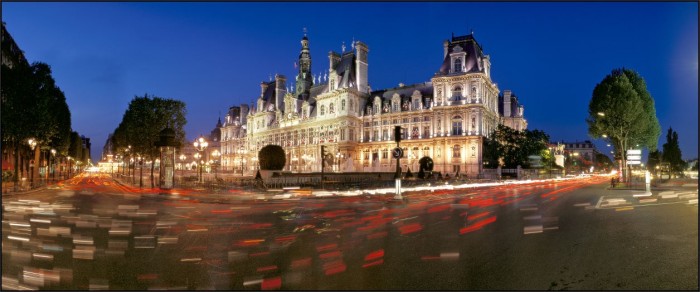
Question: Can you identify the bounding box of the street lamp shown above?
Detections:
[129,157,135,183]
[67,156,72,179]
[50,148,56,183]
[179,154,187,184]
[239,146,245,176]
[27,138,37,187]
[193,136,208,183]
[212,149,220,179]
[194,152,202,183]
[137,155,143,188]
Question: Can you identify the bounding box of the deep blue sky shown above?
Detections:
[3,2,697,162]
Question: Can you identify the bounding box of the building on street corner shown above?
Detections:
[219,30,528,177]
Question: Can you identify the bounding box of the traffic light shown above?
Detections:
[394,126,402,143]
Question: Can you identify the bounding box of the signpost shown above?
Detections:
[626,149,641,187]
[394,126,403,200]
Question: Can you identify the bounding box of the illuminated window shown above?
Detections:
[452,115,463,135]
[452,86,462,99]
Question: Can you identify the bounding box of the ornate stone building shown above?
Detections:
[219,31,527,177]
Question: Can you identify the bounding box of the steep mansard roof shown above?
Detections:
[365,82,434,112]
[335,52,357,89]
[260,81,277,111]
[437,33,485,76]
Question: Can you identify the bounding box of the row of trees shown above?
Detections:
[109,94,187,188]
[1,60,87,185]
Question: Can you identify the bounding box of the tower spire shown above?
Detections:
[295,30,313,99]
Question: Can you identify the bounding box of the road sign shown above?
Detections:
[626,155,642,161]
[626,160,641,165]
[627,149,641,155]
[392,147,403,159]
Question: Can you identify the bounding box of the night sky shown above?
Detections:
[3,2,697,162]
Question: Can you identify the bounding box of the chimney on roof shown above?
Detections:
[260,82,269,97]
[503,90,512,117]
[355,41,369,93]
[275,74,286,112]
[443,40,449,59]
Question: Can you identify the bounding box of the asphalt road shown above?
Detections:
[2,173,697,290]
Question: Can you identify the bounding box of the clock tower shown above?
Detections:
[295,30,313,100]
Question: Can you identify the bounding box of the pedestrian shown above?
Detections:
[611,177,615,188]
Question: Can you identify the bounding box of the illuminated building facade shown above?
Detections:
[220,31,527,177]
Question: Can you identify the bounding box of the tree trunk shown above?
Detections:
[150,159,155,188]
[13,140,20,190]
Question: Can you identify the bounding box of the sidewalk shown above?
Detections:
[597,178,698,209]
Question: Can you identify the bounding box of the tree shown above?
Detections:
[587,68,661,181]
[111,94,187,187]
[258,145,286,170]
[647,149,662,176]
[482,134,500,169]
[661,127,684,176]
[487,124,550,168]
[595,152,614,172]
[418,156,434,179]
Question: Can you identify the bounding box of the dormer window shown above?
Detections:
[454,58,462,73]
[320,105,326,116]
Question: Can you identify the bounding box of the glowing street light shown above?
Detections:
[50,148,56,182]
[193,136,208,183]
[212,149,220,179]
[27,138,37,187]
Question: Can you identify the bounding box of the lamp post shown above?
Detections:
[212,149,220,179]
[67,156,72,179]
[194,152,202,183]
[28,138,37,188]
[50,149,56,183]
[129,157,134,183]
[179,154,186,184]
[238,146,245,176]
[138,156,143,188]
[193,136,208,183]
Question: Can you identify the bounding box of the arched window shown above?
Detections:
[451,115,463,135]
[453,145,461,158]
[393,101,399,112]
[452,86,462,100]
[320,105,326,115]
[454,58,462,73]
